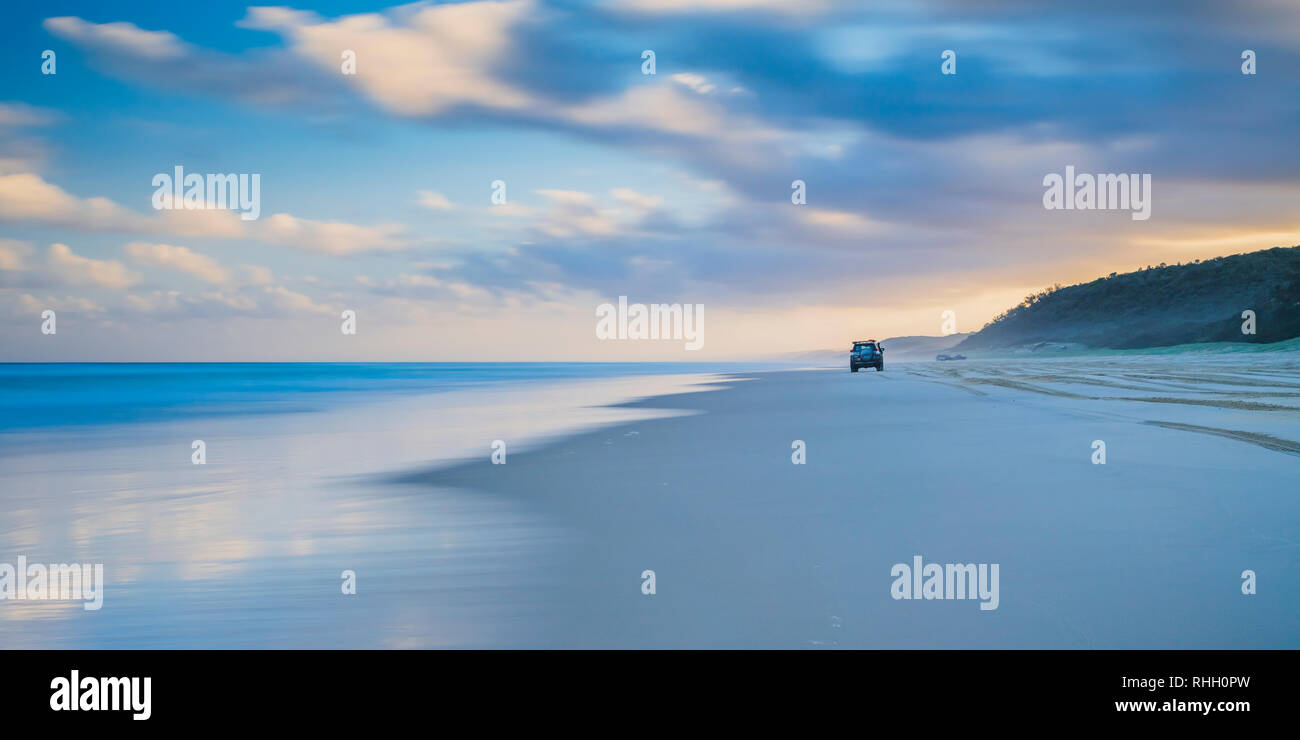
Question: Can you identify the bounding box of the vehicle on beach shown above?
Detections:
[936,353,967,361]
[850,340,884,372]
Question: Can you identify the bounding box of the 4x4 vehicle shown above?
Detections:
[850,340,884,372]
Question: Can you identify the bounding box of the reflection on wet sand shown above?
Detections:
[0,372,721,647]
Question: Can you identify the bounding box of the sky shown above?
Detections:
[1,0,1298,360]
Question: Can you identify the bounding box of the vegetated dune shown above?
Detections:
[956,246,1300,351]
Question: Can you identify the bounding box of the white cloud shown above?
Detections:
[259,213,409,256]
[124,290,184,314]
[670,73,717,95]
[416,190,458,211]
[536,189,595,206]
[157,207,246,239]
[560,85,752,139]
[611,0,832,16]
[46,243,141,290]
[263,284,332,314]
[238,2,536,116]
[484,187,670,241]
[799,209,884,236]
[0,239,33,270]
[44,7,807,181]
[124,242,229,284]
[235,3,793,148]
[239,264,274,286]
[18,293,105,316]
[43,16,188,59]
[533,190,623,238]
[0,102,57,128]
[610,188,664,211]
[0,172,406,255]
[0,172,246,237]
[0,172,138,229]
[200,290,260,311]
[120,283,330,318]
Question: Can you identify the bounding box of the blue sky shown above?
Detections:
[2,0,1298,360]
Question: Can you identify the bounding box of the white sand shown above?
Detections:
[412,354,1300,647]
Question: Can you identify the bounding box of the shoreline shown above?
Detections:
[0,367,739,648]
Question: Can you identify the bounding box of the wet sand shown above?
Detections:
[401,357,1300,648]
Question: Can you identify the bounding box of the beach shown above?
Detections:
[405,353,1300,648]
[2,355,1297,648]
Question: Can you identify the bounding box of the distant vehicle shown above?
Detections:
[936,353,966,361]
[850,340,884,372]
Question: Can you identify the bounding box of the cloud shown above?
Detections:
[0,173,138,229]
[263,285,333,314]
[230,2,800,161]
[799,209,884,237]
[27,0,1300,344]
[610,0,835,16]
[356,271,498,305]
[123,242,230,284]
[416,190,458,211]
[0,172,247,237]
[526,189,654,239]
[239,264,275,286]
[258,213,409,256]
[535,189,595,206]
[610,188,664,211]
[0,172,408,255]
[120,283,330,319]
[43,16,339,107]
[45,2,1300,186]
[0,102,58,129]
[123,289,265,317]
[123,290,185,314]
[238,2,536,115]
[0,239,33,271]
[670,73,717,95]
[15,293,106,317]
[46,243,141,290]
[0,103,57,174]
[554,84,788,149]
[44,16,187,59]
